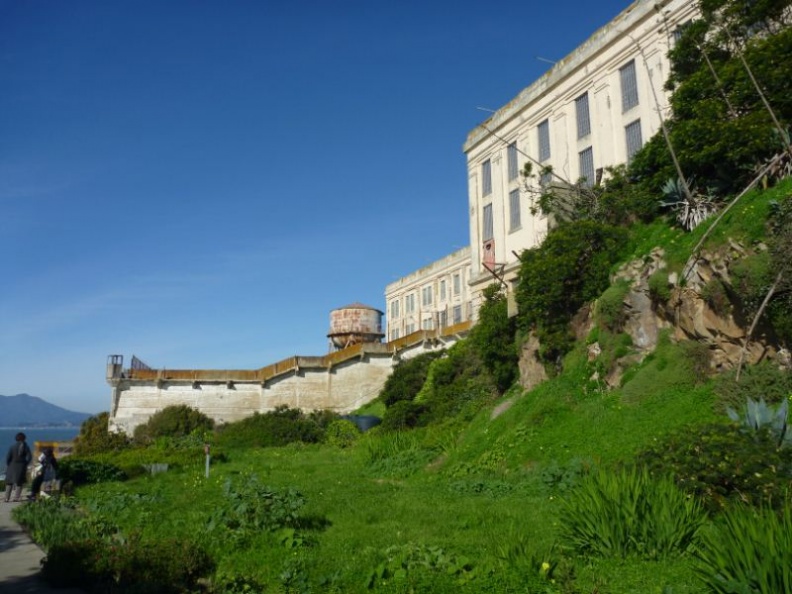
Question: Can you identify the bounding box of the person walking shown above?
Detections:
[4,432,32,502]
[29,446,58,500]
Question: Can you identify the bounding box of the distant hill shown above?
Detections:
[0,394,91,427]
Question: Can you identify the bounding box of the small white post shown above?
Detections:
[204,443,211,479]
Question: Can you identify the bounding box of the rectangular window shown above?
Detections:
[575,92,591,139]
[439,310,448,328]
[537,119,551,162]
[507,142,519,181]
[453,274,461,296]
[625,119,643,163]
[405,293,415,314]
[440,279,446,301]
[422,318,433,330]
[620,60,639,112]
[482,159,492,197]
[482,203,494,241]
[422,285,433,307]
[578,147,595,187]
[509,189,521,231]
[390,329,400,340]
[453,305,462,325]
[390,299,400,319]
[405,323,415,335]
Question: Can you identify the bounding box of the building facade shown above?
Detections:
[384,246,472,341]
[463,0,698,313]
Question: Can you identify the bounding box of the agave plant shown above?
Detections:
[661,177,716,231]
[727,396,791,448]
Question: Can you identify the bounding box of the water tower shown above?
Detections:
[327,302,384,351]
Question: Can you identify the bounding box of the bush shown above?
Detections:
[714,359,792,411]
[380,351,444,407]
[468,284,518,393]
[74,412,130,456]
[324,419,360,448]
[41,536,214,593]
[516,220,628,365]
[694,505,792,594]
[214,405,330,449]
[638,422,792,512]
[58,458,127,487]
[648,269,672,304]
[133,404,214,444]
[701,278,731,317]
[207,475,310,541]
[730,251,774,318]
[559,467,705,560]
[595,281,631,332]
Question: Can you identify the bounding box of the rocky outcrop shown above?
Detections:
[518,241,789,391]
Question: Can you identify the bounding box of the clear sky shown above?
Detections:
[1,0,635,414]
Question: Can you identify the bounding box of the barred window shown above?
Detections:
[575,93,591,139]
[440,279,446,301]
[537,119,551,162]
[509,189,521,231]
[620,60,639,112]
[579,147,595,187]
[483,203,494,241]
[422,285,433,307]
[507,142,519,181]
[625,119,643,163]
[390,299,400,319]
[405,293,415,314]
[482,159,492,196]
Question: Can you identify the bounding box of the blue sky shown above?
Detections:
[1,0,634,414]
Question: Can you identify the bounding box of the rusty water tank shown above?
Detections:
[327,302,384,350]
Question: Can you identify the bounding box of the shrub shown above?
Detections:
[468,284,518,393]
[207,475,308,539]
[380,351,444,407]
[638,422,792,512]
[324,419,360,448]
[694,505,792,594]
[41,536,214,593]
[713,359,792,411]
[516,220,628,365]
[648,269,672,304]
[701,277,731,317]
[133,404,214,444]
[595,281,631,332]
[727,397,791,448]
[559,467,705,560]
[74,412,130,456]
[214,405,328,449]
[730,251,774,318]
[58,458,127,487]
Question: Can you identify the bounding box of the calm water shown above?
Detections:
[0,427,80,474]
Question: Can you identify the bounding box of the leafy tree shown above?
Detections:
[632,2,792,196]
[468,283,518,393]
[515,220,628,365]
[73,412,129,456]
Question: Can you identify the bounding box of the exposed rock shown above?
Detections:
[587,342,601,362]
[518,333,548,391]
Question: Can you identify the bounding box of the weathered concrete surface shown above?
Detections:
[109,325,471,435]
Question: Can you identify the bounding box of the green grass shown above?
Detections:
[52,334,725,592]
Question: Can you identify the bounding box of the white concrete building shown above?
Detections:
[384,246,472,341]
[463,0,698,312]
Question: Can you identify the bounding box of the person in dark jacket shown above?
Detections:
[4,432,32,502]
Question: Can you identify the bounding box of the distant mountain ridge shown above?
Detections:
[0,393,91,427]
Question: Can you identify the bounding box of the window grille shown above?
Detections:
[575,93,591,139]
[620,60,639,112]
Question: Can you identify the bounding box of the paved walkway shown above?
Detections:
[0,499,85,594]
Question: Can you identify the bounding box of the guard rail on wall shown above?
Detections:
[113,320,472,386]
